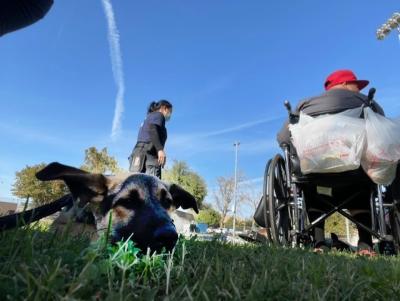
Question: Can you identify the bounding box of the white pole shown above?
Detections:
[232,141,240,238]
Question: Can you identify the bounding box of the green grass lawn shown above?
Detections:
[1,224,400,300]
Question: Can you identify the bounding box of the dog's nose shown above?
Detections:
[153,226,178,251]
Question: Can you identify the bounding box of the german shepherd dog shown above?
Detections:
[36,162,199,253]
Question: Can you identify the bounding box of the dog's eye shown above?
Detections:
[159,188,173,208]
[114,189,142,209]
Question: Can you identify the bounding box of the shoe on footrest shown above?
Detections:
[357,242,377,257]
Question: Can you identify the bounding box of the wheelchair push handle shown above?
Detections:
[284,100,298,124]
[367,87,376,106]
[284,100,292,114]
[360,88,377,116]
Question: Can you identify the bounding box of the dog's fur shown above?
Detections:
[36,162,199,252]
[327,233,352,251]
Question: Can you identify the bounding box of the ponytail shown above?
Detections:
[147,101,158,114]
[147,99,173,114]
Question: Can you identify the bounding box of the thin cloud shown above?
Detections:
[167,115,282,156]
[198,115,284,138]
[0,122,68,147]
[185,74,236,104]
[238,177,263,185]
[167,135,279,163]
[101,0,125,140]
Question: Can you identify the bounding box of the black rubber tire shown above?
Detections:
[267,154,291,245]
[262,159,273,242]
[389,206,400,254]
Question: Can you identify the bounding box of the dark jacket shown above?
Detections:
[137,112,167,153]
[277,89,385,146]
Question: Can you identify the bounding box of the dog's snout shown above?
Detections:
[153,226,178,251]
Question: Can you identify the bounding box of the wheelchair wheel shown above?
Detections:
[389,206,400,254]
[262,159,273,242]
[266,154,291,245]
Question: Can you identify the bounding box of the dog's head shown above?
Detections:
[329,233,352,252]
[36,162,198,252]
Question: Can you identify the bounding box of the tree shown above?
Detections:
[223,216,252,230]
[196,207,221,227]
[213,173,246,228]
[239,181,263,230]
[214,176,235,228]
[81,147,121,174]
[12,147,121,207]
[12,163,68,207]
[163,160,207,208]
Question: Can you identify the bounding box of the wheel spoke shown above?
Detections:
[275,202,288,212]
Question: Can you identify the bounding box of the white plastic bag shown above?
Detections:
[361,108,400,185]
[289,108,365,174]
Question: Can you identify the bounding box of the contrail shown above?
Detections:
[101,0,125,140]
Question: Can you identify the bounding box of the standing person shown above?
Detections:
[129,100,173,179]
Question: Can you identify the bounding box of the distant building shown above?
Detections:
[0,197,32,216]
[170,209,196,236]
[196,223,208,233]
[0,201,18,216]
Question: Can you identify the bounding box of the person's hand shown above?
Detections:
[158,150,166,167]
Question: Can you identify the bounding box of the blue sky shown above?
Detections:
[1,1,400,217]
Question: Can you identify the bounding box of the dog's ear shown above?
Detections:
[168,184,199,213]
[36,162,108,204]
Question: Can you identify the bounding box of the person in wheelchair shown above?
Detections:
[276,69,395,254]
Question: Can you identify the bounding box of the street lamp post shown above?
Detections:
[376,12,400,40]
[232,141,240,238]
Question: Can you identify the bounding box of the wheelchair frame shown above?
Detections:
[262,94,400,254]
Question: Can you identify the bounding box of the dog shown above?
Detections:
[327,233,353,252]
[36,162,199,253]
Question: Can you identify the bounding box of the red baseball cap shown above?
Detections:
[324,70,369,91]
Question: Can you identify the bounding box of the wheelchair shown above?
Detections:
[257,96,400,254]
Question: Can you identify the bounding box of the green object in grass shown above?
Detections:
[108,239,141,265]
